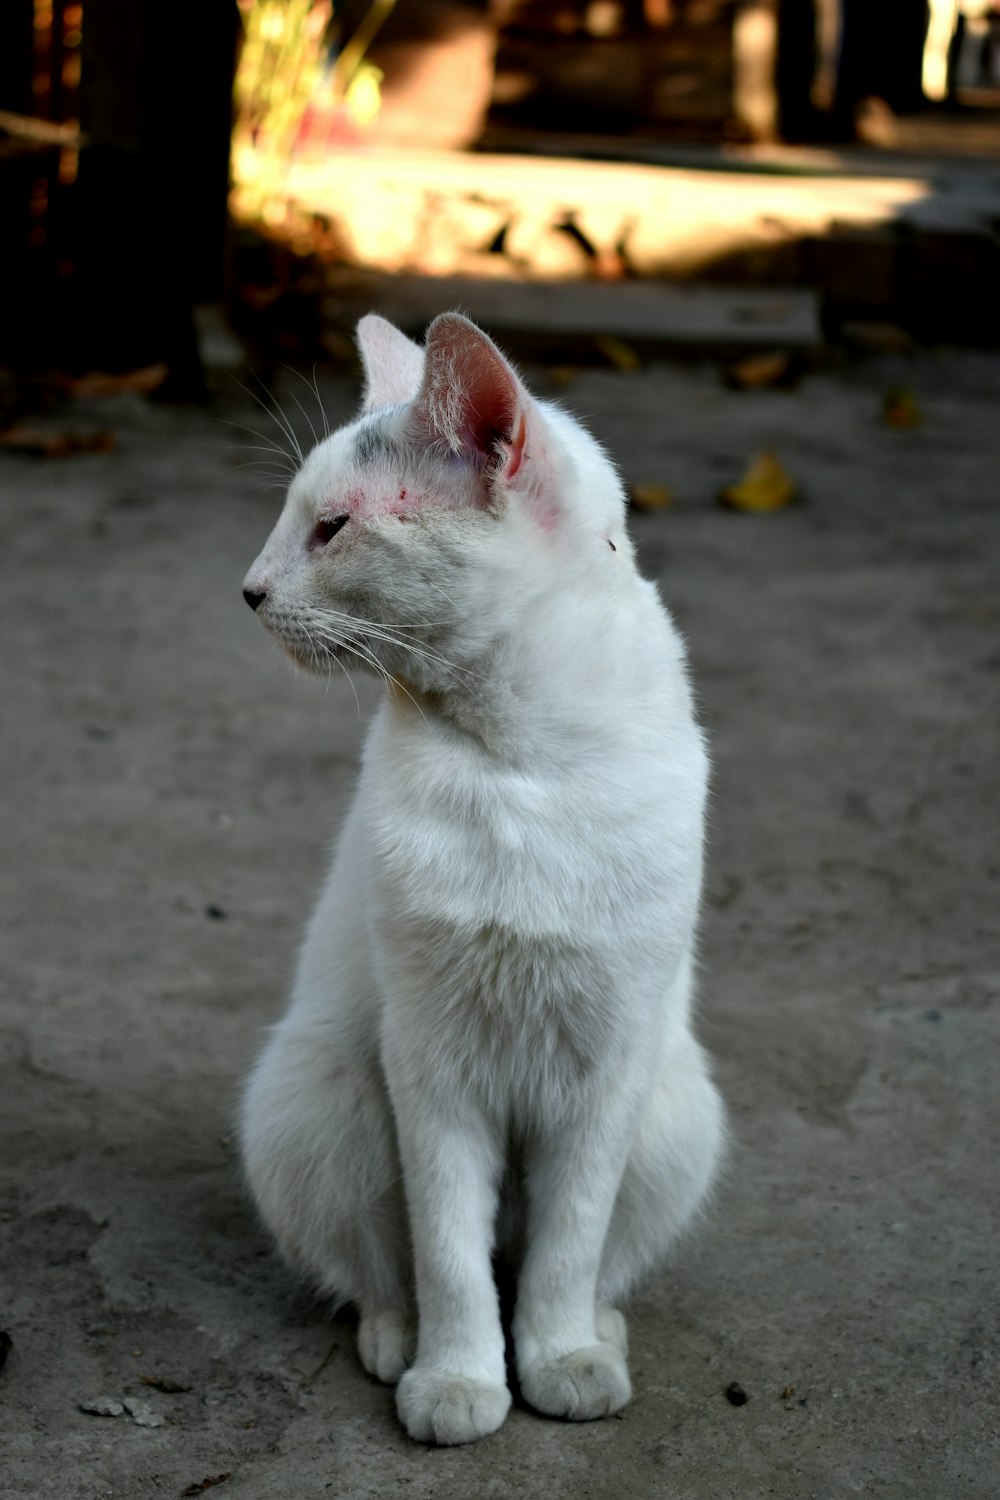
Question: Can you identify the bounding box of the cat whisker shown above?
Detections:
[232,442,298,464]
[339,638,430,723]
[308,363,331,439]
[280,372,321,454]
[232,460,297,482]
[304,622,363,716]
[247,476,292,496]
[376,628,483,680]
[222,430,298,488]
[231,452,295,467]
[385,674,429,723]
[245,369,304,446]
[313,604,454,643]
[336,635,426,722]
[306,619,431,720]
[221,420,298,468]
[372,630,482,687]
[240,474,297,492]
[221,413,292,448]
[236,374,305,467]
[281,362,334,449]
[312,610,481,687]
[243,471,294,490]
[356,608,463,633]
[288,361,330,440]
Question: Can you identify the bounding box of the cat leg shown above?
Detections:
[594,1303,628,1356]
[598,1034,725,1304]
[352,1192,416,1384]
[240,1024,414,1383]
[513,1103,637,1421]
[356,1305,416,1386]
[388,1093,511,1446]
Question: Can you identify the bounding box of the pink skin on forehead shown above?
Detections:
[323,485,426,522]
[319,404,553,527]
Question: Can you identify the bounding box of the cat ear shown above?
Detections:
[356,314,425,409]
[410,313,544,502]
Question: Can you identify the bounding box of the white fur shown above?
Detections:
[239,313,724,1446]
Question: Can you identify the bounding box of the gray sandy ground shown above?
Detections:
[1,349,997,1498]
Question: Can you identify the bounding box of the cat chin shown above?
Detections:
[280,641,312,669]
[278,638,339,674]
[279,636,376,680]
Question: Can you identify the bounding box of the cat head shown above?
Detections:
[242,312,629,693]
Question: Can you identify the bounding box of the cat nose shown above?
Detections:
[243,586,266,612]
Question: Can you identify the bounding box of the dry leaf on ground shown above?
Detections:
[595,336,641,372]
[141,1375,192,1393]
[724,350,794,390]
[180,1477,231,1497]
[629,483,674,512]
[65,364,168,399]
[720,450,797,512]
[0,424,115,458]
[883,386,923,428]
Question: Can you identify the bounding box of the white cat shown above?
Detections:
[239,312,724,1446]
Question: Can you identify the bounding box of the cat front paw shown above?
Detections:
[357,1308,415,1385]
[396,1367,511,1446]
[520,1342,631,1421]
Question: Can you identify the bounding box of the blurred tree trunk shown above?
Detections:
[75,0,238,394]
[0,1,34,116]
[775,0,818,139]
[0,1,42,371]
[836,0,929,117]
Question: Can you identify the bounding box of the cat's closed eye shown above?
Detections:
[309,515,350,551]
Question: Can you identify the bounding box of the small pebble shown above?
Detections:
[725,1381,749,1406]
[122,1396,164,1427]
[80,1397,125,1418]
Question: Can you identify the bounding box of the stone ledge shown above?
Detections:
[233,144,1000,344]
[248,145,930,281]
[322,274,821,360]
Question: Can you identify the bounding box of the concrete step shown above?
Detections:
[323,275,821,360]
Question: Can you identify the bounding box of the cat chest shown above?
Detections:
[382,918,625,1093]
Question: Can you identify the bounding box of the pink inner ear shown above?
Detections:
[413,313,561,526]
[416,314,523,466]
[501,410,527,480]
[457,346,519,462]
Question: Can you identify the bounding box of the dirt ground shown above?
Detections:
[2,340,997,1499]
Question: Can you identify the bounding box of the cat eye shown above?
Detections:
[309,515,350,550]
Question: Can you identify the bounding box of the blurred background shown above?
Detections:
[3,0,1000,407]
